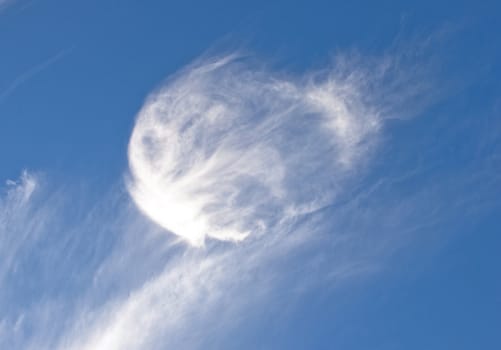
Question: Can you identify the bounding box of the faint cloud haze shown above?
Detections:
[0,0,14,11]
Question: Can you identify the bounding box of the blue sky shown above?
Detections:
[0,1,500,349]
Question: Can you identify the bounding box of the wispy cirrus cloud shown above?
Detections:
[0,48,73,105]
[57,51,434,349]
[0,171,37,286]
[0,47,460,350]
[127,52,427,246]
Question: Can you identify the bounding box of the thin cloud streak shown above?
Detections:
[0,48,73,104]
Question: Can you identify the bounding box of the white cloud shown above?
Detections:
[58,213,378,350]
[56,52,425,349]
[0,171,38,284]
[127,54,384,246]
[0,49,441,350]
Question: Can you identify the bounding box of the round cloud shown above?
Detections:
[127,55,380,245]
